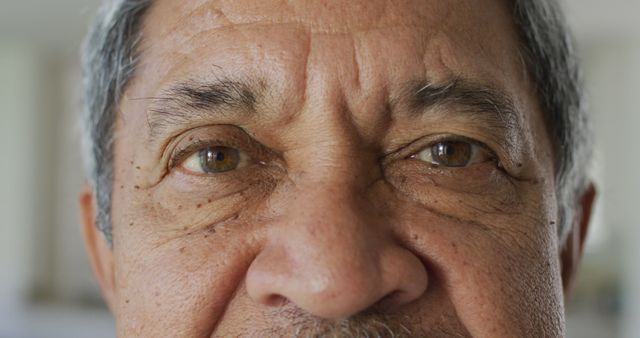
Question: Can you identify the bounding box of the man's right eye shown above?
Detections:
[412,139,494,168]
[180,146,247,174]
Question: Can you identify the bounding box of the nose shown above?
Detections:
[245,172,429,320]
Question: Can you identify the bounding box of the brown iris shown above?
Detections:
[430,141,473,167]
[199,146,241,173]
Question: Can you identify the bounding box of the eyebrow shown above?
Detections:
[406,77,521,133]
[145,77,261,140]
[144,76,521,144]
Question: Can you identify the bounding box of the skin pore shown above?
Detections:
[81,0,595,337]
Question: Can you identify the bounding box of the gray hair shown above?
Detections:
[81,0,591,245]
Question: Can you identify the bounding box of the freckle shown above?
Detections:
[207,198,212,203]
[178,205,183,210]
[134,185,140,190]
[136,166,141,170]
[179,247,185,254]
[517,163,523,168]
[130,161,134,165]
[451,242,457,248]
[197,204,202,208]
[189,136,194,141]
[154,291,160,297]
[129,222,134,227]
[203,234,209,238]
[550,221,556,225]
[120,185,124,189]
[125,299,130,304]
[183,226,188,231]
[412,234,418,240]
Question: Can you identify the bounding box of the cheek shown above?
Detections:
[397,193,563,336]
[110,220,259,336]
[385,159,522,224]
[109,169,276,334]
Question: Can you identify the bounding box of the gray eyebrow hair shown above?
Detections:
[145,76,520,144]
[145,77,261,140]
[407,78,521,133]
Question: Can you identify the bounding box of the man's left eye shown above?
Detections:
[181,146,247,174]
[413,140,493,167]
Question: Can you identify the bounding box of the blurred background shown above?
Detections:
[0,1,638,337]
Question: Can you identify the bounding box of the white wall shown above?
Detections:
[587,43,640,338]
[0,43,48,311]
[0,41,113,338]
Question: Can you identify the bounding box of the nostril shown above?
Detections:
[375,290,408,312]
[264,294,288,307]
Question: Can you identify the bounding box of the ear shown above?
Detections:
[79,183,116,311]
[560,182,597,300]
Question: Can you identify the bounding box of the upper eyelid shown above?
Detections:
[384,134,496,163]
[169,139,240,170]
[165,127,281,173]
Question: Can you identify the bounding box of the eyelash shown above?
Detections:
[168,133,501,178]
[169,139,242,171]
[387,134,496,162]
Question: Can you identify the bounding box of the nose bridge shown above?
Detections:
[258,173,391,316]
[245,141,429,319]
[284,170,385,269]
[282,130,386,256]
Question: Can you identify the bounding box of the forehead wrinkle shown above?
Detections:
[149,0,449,44]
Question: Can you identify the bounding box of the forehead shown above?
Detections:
[135,0,526,98]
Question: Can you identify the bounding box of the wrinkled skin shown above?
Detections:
[81,0,595,337]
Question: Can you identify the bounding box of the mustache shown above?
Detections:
[261,305,420,338]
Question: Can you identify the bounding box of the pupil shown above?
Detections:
[200,146,240,173]
[215,151,226,162]
[434,143,453,158]
[444,144,454,156]
[431,141,471,167]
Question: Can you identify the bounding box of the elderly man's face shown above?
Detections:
[81,0,594,336]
